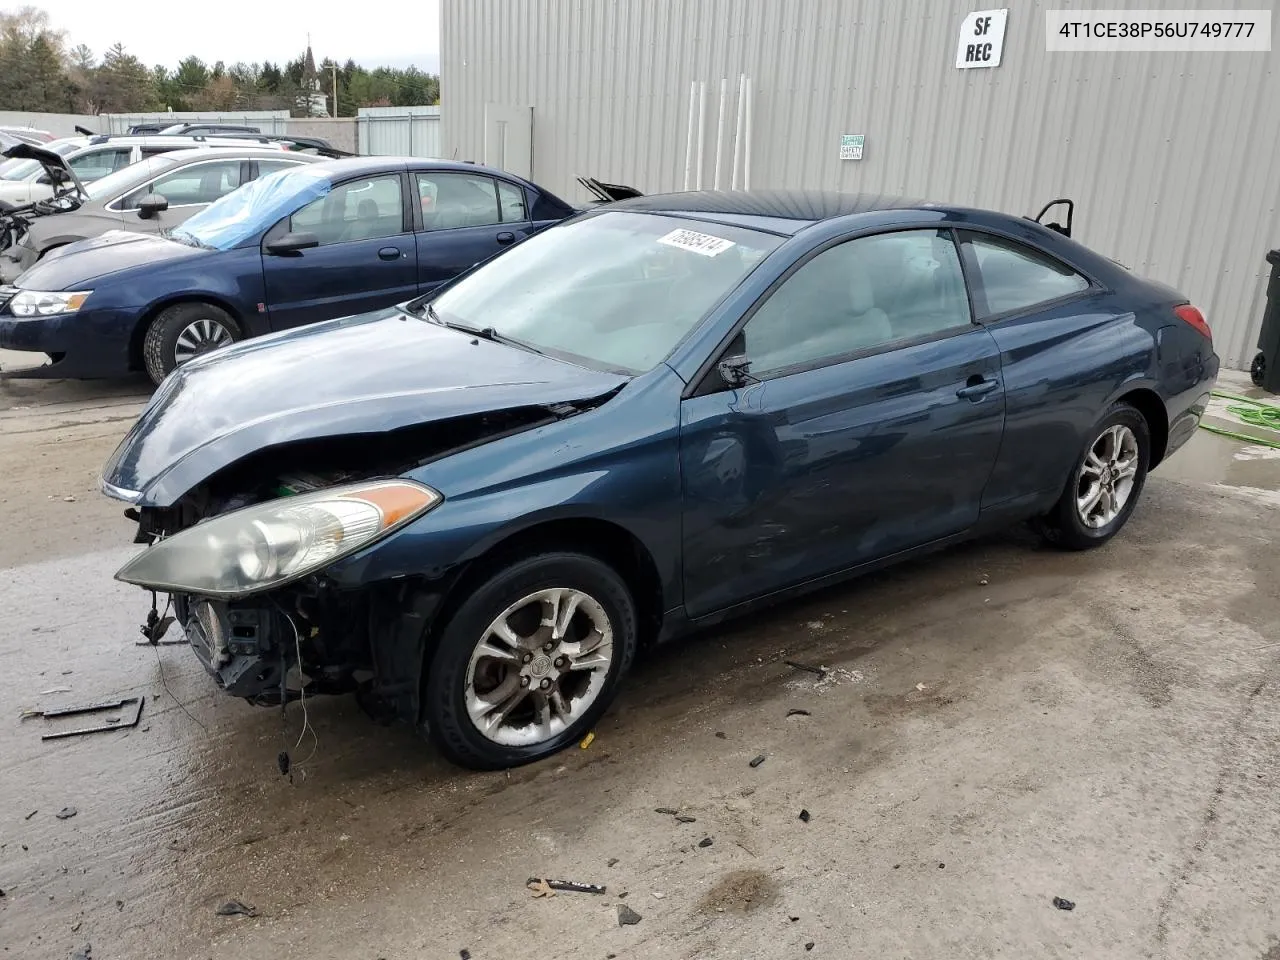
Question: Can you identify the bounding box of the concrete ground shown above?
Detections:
[1,351,1278,960]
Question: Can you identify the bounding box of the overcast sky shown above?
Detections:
[38,0,440,72]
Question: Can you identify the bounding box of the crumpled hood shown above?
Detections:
[102,308,630,506]
[17,230,206,289]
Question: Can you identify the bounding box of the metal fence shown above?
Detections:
[356,106,442,158]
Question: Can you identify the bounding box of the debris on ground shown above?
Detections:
[1052,896,1075,911]
[698,837,713,848]
[24,809,37,820]
[55,806,77,820]
[215,900,257,918]
[786,708,811,717]
[675,815,697,823]
[798,809,811,823]
[62,496,76,503]
[617,904,643,926]
[740,787,756,798]
[715,731,727,739]
[938,863,945,869]
[916,682,927,692]
[789,915,799,922]
[460,949,471,959]
[805,942,815,951]
[749,754,767,768]
[70,945,91,960]
[70,921,81,932]
[784,660,826,678]
[651,891,666,900]
[579,731,595,749]
[527,877,607,895]
[35,696,145,740]
[654,807,678,816]
[979,576,989,586]
[527,878,555,898]
[40,686,72,695]
[607,858,619,867]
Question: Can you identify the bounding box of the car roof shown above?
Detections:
[607,190,948,236]
[297,155,537,184]
[148,146,322,164]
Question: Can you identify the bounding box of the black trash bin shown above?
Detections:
[1253,249,1280,391]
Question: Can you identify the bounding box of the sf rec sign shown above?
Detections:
[955,8,1009,68]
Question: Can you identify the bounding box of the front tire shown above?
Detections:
[1038,402,1151,551]
[1252,351,1267,388]
[142,302,241,385]
[422,552,637,770]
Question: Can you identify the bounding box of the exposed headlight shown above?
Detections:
[114,479,441,597]
[10,289,92,317]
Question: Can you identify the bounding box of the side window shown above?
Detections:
[497,181,528,222]
[741,229,972,377]
[121,159,244,209]
[964,233,1090,317]
[417,172,502,230]
[288,174,403,246]
[254,159,305,179]
[68,148,131,182]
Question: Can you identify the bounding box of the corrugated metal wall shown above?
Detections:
[441,0,1280,370]
[357,105,443,157]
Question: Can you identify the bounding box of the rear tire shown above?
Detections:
[1252,351,1266,388]
[422,551,637,770]
[142,301,241,386]
[1038,402,1151,551]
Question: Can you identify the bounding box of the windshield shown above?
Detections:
[429,211,782,373]
[171,165,330,250]
[0,140,79,181]
[85,154,181,201]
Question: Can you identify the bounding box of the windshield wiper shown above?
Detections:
[422,306,547,357]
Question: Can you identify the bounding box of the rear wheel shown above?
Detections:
[1038,402,1151,550]
[142,301,241,385]
[1252,351,1267,388]
[422,551,637,770]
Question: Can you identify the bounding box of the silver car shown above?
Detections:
[1,147,321,282]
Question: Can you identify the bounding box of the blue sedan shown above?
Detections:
[101,191,1218,769]
[0,157,577,383]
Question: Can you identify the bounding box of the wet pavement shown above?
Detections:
[1,368,1278,959]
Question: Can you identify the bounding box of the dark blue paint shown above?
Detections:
[0,158,575,379]
[104,196,1219,635]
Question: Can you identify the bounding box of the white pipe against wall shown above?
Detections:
[713,77,728,190]
[743,77,753,190]
[695,81,707,191]
[683,80,697,192]
[731,73,746,190]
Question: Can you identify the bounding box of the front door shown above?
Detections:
[413,170,535,291]
[261,171,418,330]
[679,228,1007,618]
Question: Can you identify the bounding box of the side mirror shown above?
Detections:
[136,194,169,219]
[717,354,754,389]
[264,231,320,256]
[36,173,51,185]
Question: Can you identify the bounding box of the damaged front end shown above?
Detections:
[112,396,621,721]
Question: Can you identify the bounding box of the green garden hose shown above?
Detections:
[1198,390,1280,448]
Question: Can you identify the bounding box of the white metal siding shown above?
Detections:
[357,105,443,157]
[441,0,1280,369]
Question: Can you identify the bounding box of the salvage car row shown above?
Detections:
[0,138,1220,769]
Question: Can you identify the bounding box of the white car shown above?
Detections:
[0,134,288,209]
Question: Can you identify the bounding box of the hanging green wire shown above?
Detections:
[1198,390,1280,448]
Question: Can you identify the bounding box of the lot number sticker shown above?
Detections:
[956,9,1009,68]
[658,228,736,257]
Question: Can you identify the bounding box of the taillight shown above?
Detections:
[1174,304,1212,342]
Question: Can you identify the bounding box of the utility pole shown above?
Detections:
[332,63,338,118]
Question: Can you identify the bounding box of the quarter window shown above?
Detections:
[497,181,528,222]
[742,229,972,377]
[288,174,404,246]
[964,233,1090,317]
[417,172,504,229]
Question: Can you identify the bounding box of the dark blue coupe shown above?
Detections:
[101,191,1218,769]
[0,157,577,383]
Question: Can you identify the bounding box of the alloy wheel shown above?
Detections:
[173,317,234,365]
[463,587,614,747]
[1076,423,1140,529]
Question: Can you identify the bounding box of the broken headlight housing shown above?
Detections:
[114,479,441,597]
